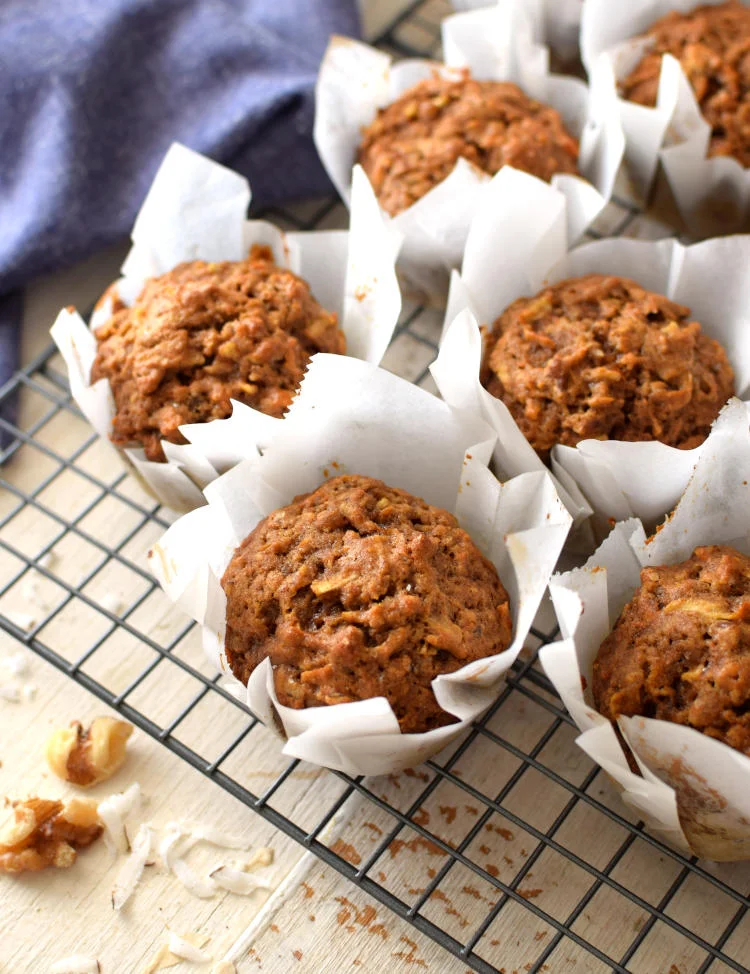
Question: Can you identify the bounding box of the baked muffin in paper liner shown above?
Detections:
[147,354,571,775]
[432,166,750,540]
[541,398,750,861]
[582,0,750,237]
[314,1,622,302]
[50,144,402,513]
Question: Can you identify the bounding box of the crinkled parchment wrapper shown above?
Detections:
[50,144,402,513]
[314,1,623,302]
[452,0,584,62]
[148,354,572,775]
[540,399,750,861]
[432,166,750,540]
[582,0,750,237]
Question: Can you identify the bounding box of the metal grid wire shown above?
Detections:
[1,2,749,972]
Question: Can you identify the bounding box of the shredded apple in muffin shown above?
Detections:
[221,474,513,734]
[91,246,345,462]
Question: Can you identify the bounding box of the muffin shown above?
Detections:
[592,545,750,755]
[621,1,750,166]
[481,273,735,459]
[91,246,346,462]
[357,72,580,217]
[220,474,513,733]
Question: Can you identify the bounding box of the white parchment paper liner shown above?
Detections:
[314,2,622,302]
[541,398,750,860]
[50,144,402,513]
[582,0,750,235]
[452,0,584,62]
[432,167,750,538]
[148,353,572,775]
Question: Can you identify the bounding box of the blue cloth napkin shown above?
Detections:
[0,0,360,403]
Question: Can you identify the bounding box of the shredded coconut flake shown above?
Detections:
[209,865,272,895]
[0,680,36,704]
[112,824,154,910]
[172,858,216,899]
[158,826,185,870]
[98,782,142,854]
[243,847,274,871]
[8,611,36,632]
[21,575,49,610]
[100,592,125,615]
[1,652,30,677]
[211,963,236,974]
[0,684,20,703]
[166,932,211,964]
[159,825,198,870]
[188,823,251,850]
[37,549,58,570]
[50,957,100,974]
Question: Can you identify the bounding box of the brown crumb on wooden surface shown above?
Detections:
[389,835,446,858]
[331,839,362,866]
[391,935,428,968]
[335,896,389,940]
[518,888,543,899]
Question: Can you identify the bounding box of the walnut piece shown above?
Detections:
[0,796,102,873]
[46,716,133,787]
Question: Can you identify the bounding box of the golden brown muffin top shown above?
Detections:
[482,273,734,458]
[221,474,513,734]
[357,72,579,216]
[92,246,345,462]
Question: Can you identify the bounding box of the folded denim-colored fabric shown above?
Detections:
[0,0,360,399]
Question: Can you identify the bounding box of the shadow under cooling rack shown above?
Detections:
[1,2,749,973]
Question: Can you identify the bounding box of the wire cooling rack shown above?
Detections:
[1,2,749,972]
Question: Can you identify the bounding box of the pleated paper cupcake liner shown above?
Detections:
[452,0,584,62]
[583,0,750,237]
[314,0,621,303]
[541,399,750,861]
[51,144,402,513]
[148,353,572,775]
[432,166,750,541]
